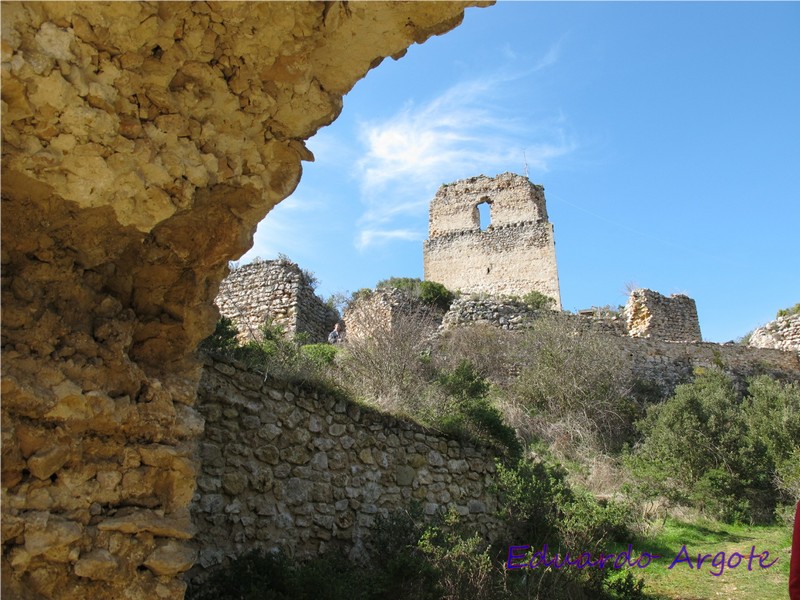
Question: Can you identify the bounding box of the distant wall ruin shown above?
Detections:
[625,289,701,342]
[748,312,800,353]
[215,259,338,344]
[423,173,561,309]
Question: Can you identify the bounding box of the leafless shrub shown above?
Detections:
[432,324,521,386]
[334,304,439,413]
[507,314,638,455]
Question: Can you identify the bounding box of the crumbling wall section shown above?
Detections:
[423,173,561,308]
[625,289,701,342]
[342,288,439,343]
[441,297,627,335]
[190,354,501,578]
[440,298,799,397]
[215,259,338,343]
[748,312,800,353]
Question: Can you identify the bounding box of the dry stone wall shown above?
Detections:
[748,313,800,353]
[440,297,800,397]
[343,288,441,343]
[441,296,627,336]
[1,2,486,598]
[625,289,701,342]
[190,354,501,580]
[423,173,561,308]
[215,259,338,344]
[615,336,800,397]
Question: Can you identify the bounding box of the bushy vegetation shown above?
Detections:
[777,302,800,317]
[199,291,798,600]
[198,317,334,385]
[627,368,800,524]
[521,289,556,310]
[374,277,455,312]
[506,314,642,455]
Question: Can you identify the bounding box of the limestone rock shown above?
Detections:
[144,541,196,576]
[73,549,119,581]
[1,1,488,597]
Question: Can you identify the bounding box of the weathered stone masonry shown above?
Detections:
[1,2,487,598]
[215,258,338,344]
[441,296,800,396]
[423,173,562,309]
[749,312,800,353]
[190,354,500,580]
[625,289,701,343]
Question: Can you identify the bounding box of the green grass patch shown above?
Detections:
[606,518,791,600]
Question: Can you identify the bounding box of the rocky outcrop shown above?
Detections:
[1,2,487,598]
[748,312,800,353]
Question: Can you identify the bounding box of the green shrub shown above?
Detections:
[777,302,800,317]
[199,316,240,354]
[521,290,556,310]
[418,280,455,311]
[301,343,338,366]
[433,361,521,459]
[495,454,637,598]
[628,369,799,523]
[376,276,421,293]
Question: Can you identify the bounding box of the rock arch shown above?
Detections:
[0,2,488,597]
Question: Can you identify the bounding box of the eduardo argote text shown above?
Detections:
[507,543,778,577]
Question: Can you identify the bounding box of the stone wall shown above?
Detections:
[441,296,627,336]
[615,336,800,397]
[0,2,486,598]
[423,173,561,308]
[215,258,338,344]
[440,298,800,397]
[625,289,701,342]
[343,288,440,343]
[190,354,501,579]
[748,312,800,353]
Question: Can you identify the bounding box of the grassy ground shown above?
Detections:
[609,517,792,600]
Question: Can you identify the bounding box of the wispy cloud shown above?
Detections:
[352,52,576,250]
[356,228,422,251]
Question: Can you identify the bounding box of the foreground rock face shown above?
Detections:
[1,2,486,598]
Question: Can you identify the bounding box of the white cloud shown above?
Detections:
[352,59,576,249]
[356,228,422,251]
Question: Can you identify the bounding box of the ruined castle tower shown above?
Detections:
[423,173,562,309]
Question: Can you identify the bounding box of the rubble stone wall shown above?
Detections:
[0,2,486,598]
[215,259,338,344]
[423,173,561,308]
[190,354,501,580]
[625,289,702,342]
[749,312,800,353]
[441,298,800,397]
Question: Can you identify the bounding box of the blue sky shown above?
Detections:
[240,2,800,343]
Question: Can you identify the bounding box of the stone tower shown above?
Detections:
[423,172,561,309]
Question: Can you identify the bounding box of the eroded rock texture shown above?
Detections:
[1,2,485,597]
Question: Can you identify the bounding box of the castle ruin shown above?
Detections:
[215,258,338,344]
[423,173,561,309]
